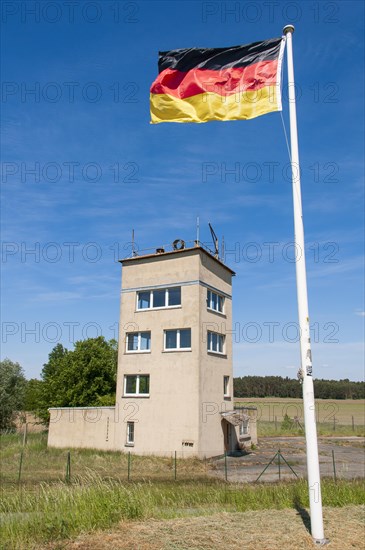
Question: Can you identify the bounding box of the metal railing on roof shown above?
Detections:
[124,239,219,260]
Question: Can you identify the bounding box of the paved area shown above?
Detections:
[210,437,365,482]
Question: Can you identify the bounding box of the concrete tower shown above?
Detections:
[47,240,256,455]
[115,242,237,458]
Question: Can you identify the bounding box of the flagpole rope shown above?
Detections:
[279,53,302,210]
[281,109,303,211]
[279,51,303,213]
[279,47,292,163]
[280,110,292,163]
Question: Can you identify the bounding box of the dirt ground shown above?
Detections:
[45,506,364,550]
[210,437,365,483]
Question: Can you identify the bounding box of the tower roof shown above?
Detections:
[119,244,236,276]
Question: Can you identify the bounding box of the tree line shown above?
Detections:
[0,338,364,430]
[233,375,365,400]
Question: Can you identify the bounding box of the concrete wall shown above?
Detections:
[14,412,46,433]
[234,409,258,451]
[48,407,117,450]
[198,251,234,457]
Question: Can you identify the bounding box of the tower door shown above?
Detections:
[223,420,233,452]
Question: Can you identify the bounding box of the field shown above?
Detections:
[235,398,365,436]
[1,433,364,549]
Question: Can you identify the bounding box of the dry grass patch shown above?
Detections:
[43,505,364,550]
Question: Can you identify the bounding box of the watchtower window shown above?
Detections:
[124,375,150,396]
[126,331,151,353]
[164,328,191,351]
[207,331,225,354]
[137,287,181,310]
[207,289,224,313]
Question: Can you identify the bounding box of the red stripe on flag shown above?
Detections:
[151,59,278,99]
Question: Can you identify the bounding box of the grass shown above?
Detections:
[233,397,365,436]
[1,433,364,549]
[235,397,365,426]
[1,476,364,549]
[257,420,365,437]
[0,433,210,487]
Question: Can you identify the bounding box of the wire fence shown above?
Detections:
[1,431,364,487]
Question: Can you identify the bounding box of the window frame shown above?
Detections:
[207,289,225,314]
[123,374,150,397]
[207,330,225,354]
[164,328,192,351]
[126,421,135,445]
[137,287,181,311]
[239,420,250,436]
[223,375,230,397]
[125,331,151,353]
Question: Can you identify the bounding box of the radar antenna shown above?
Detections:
[208,223,219,259]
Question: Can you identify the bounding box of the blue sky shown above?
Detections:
[1,0,364,381]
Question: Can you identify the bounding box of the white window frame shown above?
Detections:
[124,374,150,397]
[126,421,135,445]
[223,376,230,397]
[239,420,250,436]
[164,328,191,351]
[126,331,151,353]
[136,287,181,310]
[207,331,225,354]
[207,289,224,314]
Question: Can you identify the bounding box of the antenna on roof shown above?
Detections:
[132,229,137,257]
[196,216,200,245]
[208,222,219,259]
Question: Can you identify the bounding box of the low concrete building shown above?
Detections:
[48,241,257,457]
[14,411,46,434]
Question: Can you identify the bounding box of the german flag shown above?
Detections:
[150,37,285,124]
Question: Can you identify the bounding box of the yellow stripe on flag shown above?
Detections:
[150,86,279,124]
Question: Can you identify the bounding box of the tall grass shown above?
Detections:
[1,476,364,549]
[1,433,364,548]
[257,421,365,437]
[0,433,209,488]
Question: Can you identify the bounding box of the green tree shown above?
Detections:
[39,337,118,421]
[0,359,27,430]
[233,375,364,399]
[24,378,44,412]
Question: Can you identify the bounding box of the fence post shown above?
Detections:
[332,450,337,483]
[275,416,278,431]
[128,451,131,481]
[22,423,28,447]
[352,416,355,432]
[65,451,71,483]
[174,451,177,481]
[17,450,24,484]
[224,451,228,481]
[333,416,336,431]
[255,450,298,483]
[278,448,281,481]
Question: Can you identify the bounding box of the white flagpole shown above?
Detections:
[282,25,328,545]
